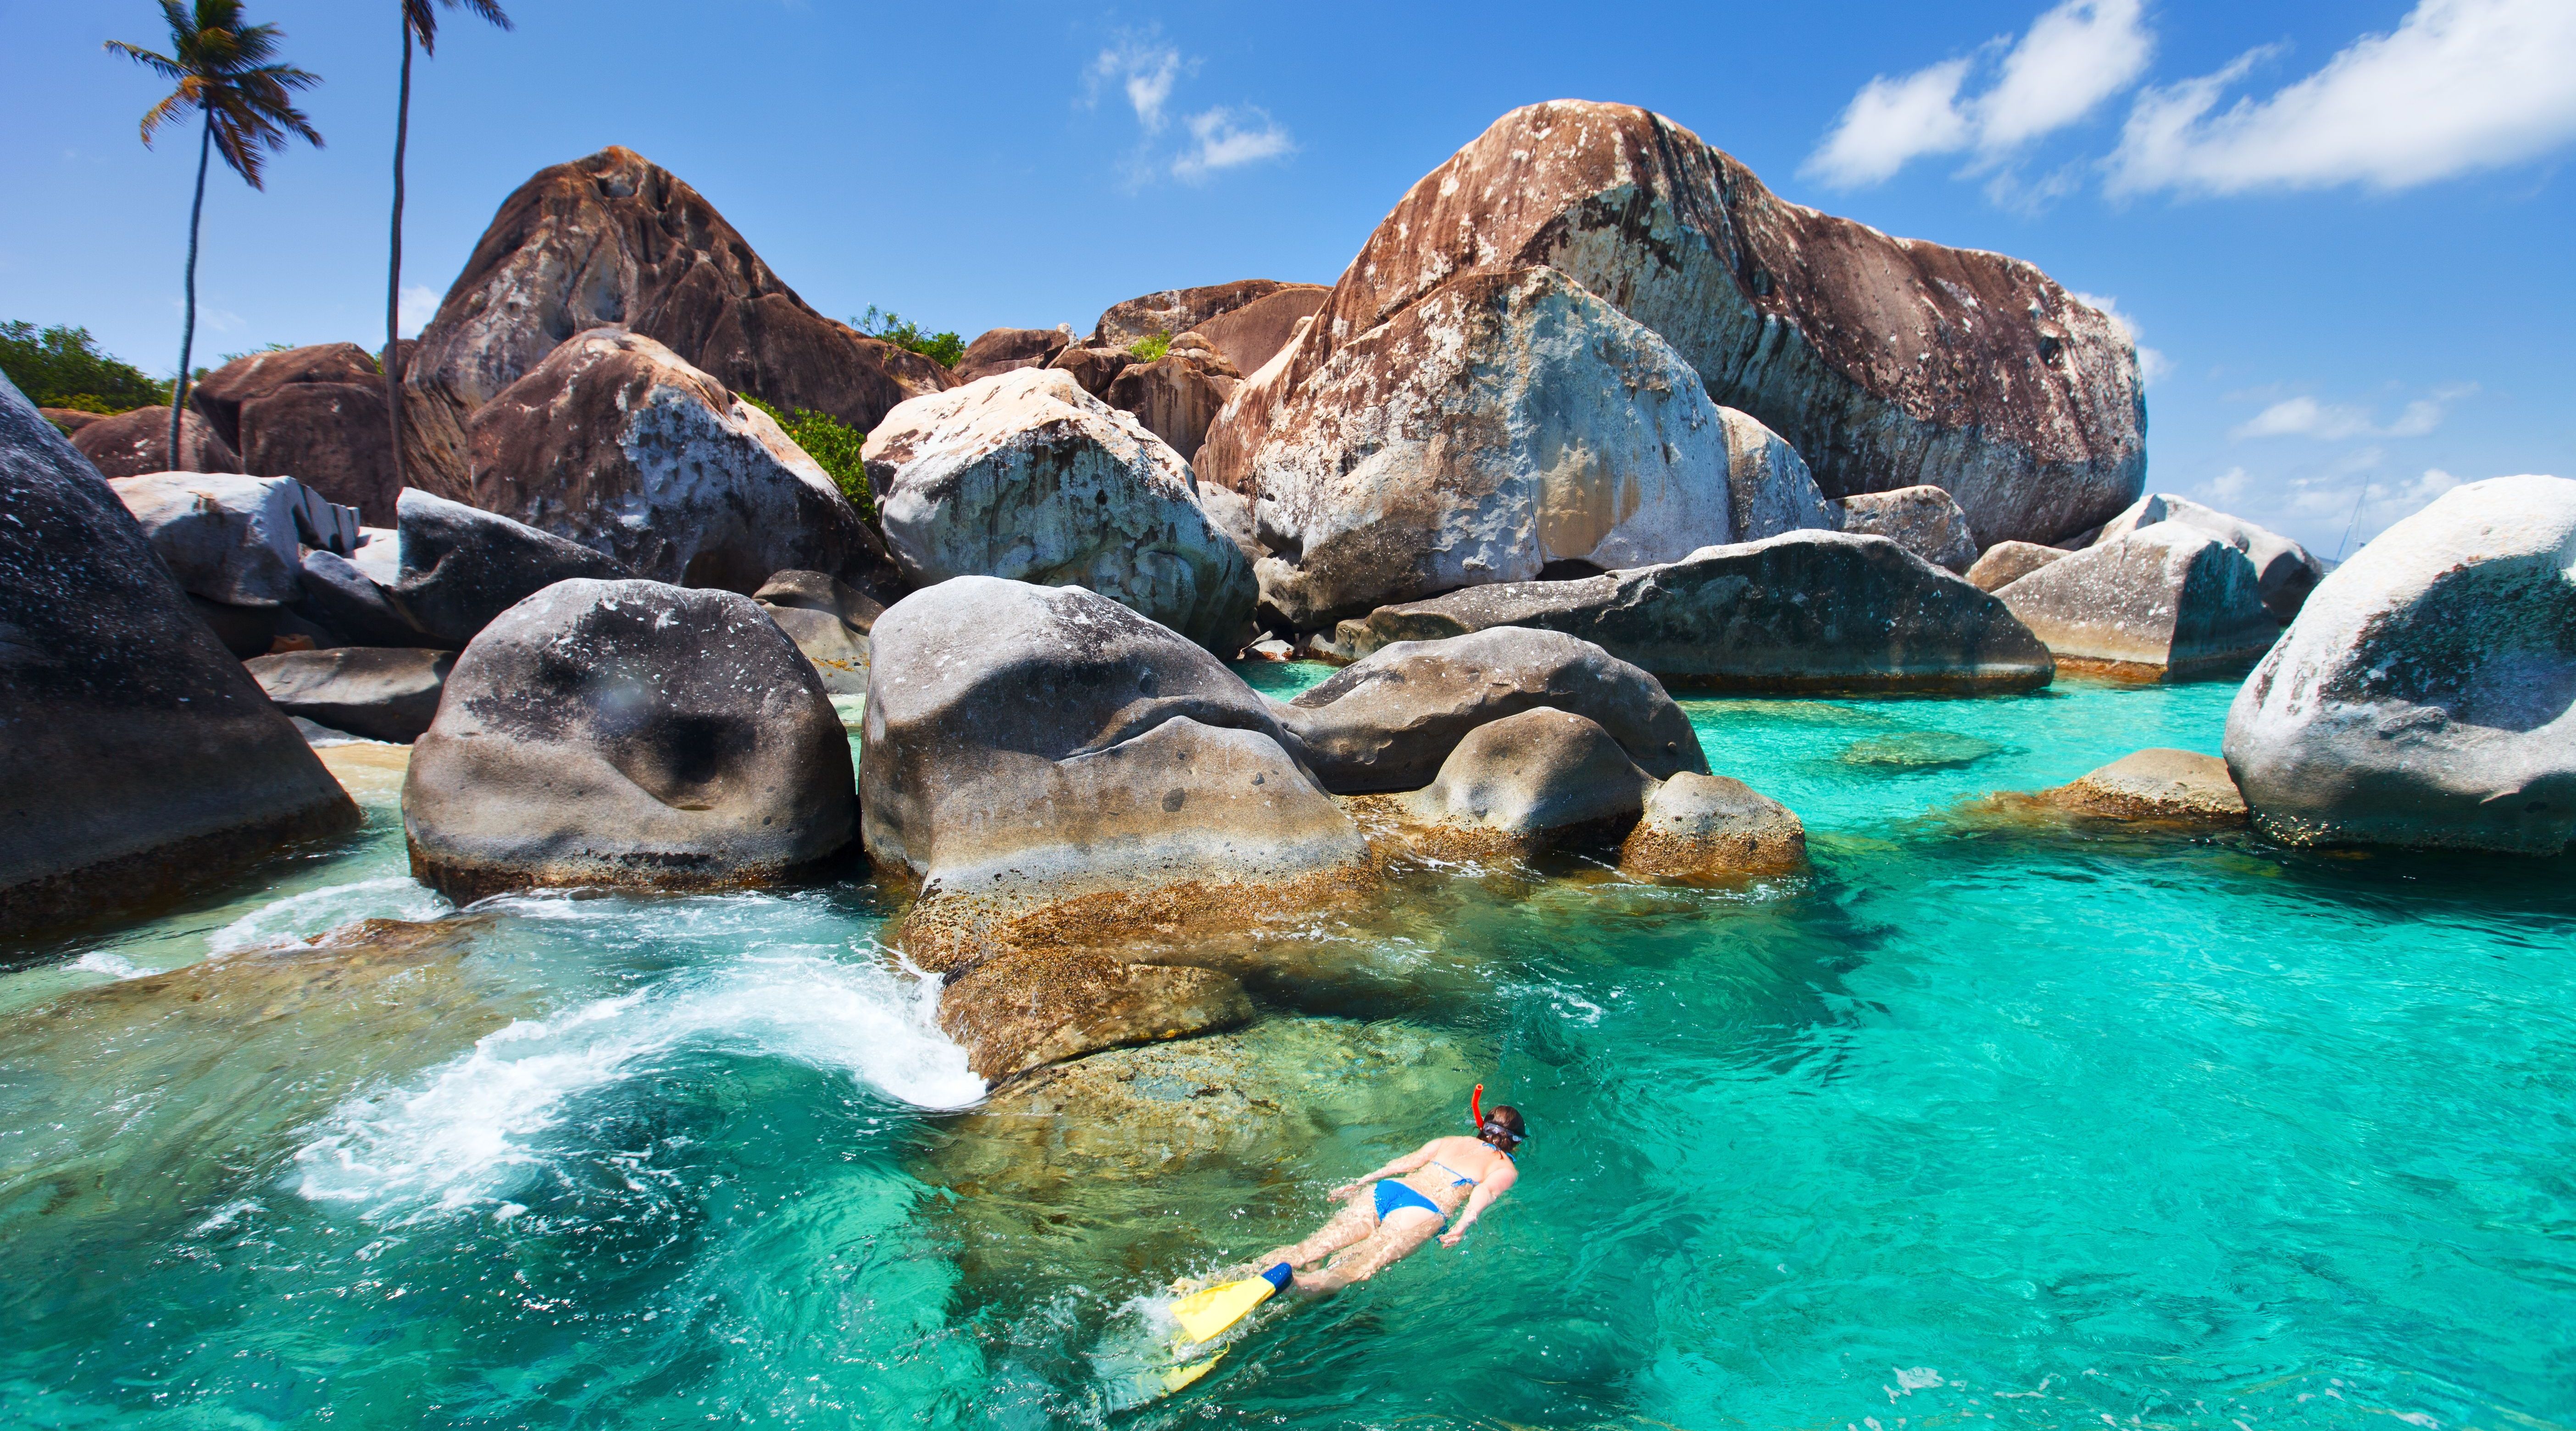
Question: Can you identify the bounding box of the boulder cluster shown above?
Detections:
[5,100,2568,1093]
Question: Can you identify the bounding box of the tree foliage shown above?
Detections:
[0,322,170,412]
[852,306,965,369]
[108,0,323,191]
[741,394,875,521]
[1127,331,1172,361]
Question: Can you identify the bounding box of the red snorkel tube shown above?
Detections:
[1470,1083,1484,1130]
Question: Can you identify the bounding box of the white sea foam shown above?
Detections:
[209,876,449,953]
[71,951,154,980]
[292,949,981,1219]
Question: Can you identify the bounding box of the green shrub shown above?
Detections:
[851,306,965,369]
[1127,331,1171,362]
[0,321,169,412]
[742,393,875,521]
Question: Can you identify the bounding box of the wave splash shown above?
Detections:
[293,949,981,1219]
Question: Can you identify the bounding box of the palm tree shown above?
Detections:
[387,0,511,489]
[109,1,322,467]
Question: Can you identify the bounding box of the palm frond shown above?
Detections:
[109,0,323,187]
[405,0,513,57]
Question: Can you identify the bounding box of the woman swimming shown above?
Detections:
[1256,1104,1526,1292]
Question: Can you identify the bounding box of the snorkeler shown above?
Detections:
[1257,1099,1526,1293]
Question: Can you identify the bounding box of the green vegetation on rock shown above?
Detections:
[851,306,965,369]
[0,321,170,412]
[742,393,875,521]
[1127,330,1171,361]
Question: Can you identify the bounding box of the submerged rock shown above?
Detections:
[2223,475,2576,854]
[1966,539,2068,592]
[1840,730,2004,769]
[1832,485,1977,573]
[246,647,454,744]
[1395,707,1659,853]
[862,368,1255,650]
[1277,626,1707,793]
[1346,531,2053,694]
[403,579,855,899]
[2039,748,2246,823]
[1204,100,2144,547]
[1618,773,1809,880]
[1997,521,2278,679]
[0,376,357,939]
[938,950,1254,1083]
[400,145,947,491]
[1227,266,1749,626]
[2095,492,2327,622]
[466,328,882,594]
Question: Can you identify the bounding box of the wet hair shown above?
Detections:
[1477,1105,1527,1150]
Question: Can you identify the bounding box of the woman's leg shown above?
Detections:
[1263,1192,1381,1270]
[1294,1208,1443,1292]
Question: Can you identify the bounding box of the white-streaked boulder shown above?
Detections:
[2094,492,2327,622]
[1997,521,2277,679]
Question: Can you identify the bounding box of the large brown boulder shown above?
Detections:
[402,578,855,900]
[1619,773,1809,880]
[1832,485,1977,572]
[466,328,885,594]
[1189,285,1330,375]
[1394,707,1659,853]
[0,375,357,939]
[1345,530,2054,693]
[954,326,1073,384]
[1091,279,1325,352]
[192,342,398,523]
[1203,101,2143,548]
[69,405,239,477]
[400,146,949,492]
[1100,337,1240,462]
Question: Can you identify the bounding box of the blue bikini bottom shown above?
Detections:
[1372,1179,1445,1225]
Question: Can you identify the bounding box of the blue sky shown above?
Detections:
[3,0,2569,555]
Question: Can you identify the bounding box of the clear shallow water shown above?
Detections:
[4,674,2572,1430]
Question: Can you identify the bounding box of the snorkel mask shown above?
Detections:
[1469,1084,1527,1151]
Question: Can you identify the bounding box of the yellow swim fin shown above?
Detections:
[1159,1347,1227,1394]
[1169,1262,1292,1344]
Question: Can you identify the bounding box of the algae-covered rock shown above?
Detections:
[2040,748,2245,823]
[1619,773,1808,880]
[938,949,1254,1083]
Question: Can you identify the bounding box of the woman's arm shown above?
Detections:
[1438,1164,1515,1247]
[1327,1142,1439,1199]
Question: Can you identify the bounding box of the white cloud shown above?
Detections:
[2109,0,2576,194]
[1086,38,1183,133]
[2066,290,2169,385]
[1806,0,2150,188]
[2205,466,2251,501]
[2229,386,2471,440]
[1807,59,1974,187]
[398,284,440,339]
[1170,106,1294,181]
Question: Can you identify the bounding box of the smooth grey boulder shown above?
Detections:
[1997,520,2277,679]
[2223,475,2576,854]
[1619,773,1809,879]
[1277,626,1708,792]
[1398,707,1657,847]
[107,472,361,607]
[466,329,883,595]
[247,647,455,744]
[385,488,630,646]
[1721,407,1841,542]
[1224,266,1748,626]
[1832,485,1977,573]
[2095,492,2327,622]
[862,368,1255,651]
[1345,531,2053,693]
[0,375,357,938]
[754,569,876,694]
[403,579,855,899]
[861,576,1362,959]
[1966,540,2068,592]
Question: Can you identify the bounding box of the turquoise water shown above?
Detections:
[4,674,2572,1429]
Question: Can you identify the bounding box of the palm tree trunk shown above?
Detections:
[386,16,413,490]
[171,111,213,467]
